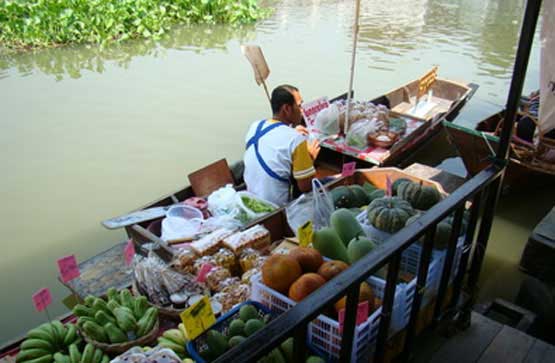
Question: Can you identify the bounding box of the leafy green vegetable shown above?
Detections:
[0,0,271,51]
[241,196,275,213]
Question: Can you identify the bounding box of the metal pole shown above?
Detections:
[344,0,361,134]
[497,0,543,160]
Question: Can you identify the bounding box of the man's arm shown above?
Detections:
[292,140,316,193]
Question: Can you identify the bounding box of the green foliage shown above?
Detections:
[0,0,271,50]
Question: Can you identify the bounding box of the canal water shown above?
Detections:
[1,0,552,344]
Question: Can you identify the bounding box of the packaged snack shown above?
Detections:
[213,247,239,274]
[193,255,217,274]
[205,267,232,291]
[238,248,261,272]
[190,228,235,256]
[171,246,198,274]
[223,224,271,255]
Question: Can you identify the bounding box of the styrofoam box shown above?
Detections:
[251,273,405,363]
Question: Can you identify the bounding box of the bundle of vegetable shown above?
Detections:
[72,288,158,345]
[16,321,109,363]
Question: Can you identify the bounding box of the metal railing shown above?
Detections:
[215,0,542,361]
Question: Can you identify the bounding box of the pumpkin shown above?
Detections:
[397,180,442,210]
[405,214,452,250]
[391,178,411,195]
[367,196,415,233]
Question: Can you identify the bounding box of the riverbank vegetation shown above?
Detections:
[0,0,270,51]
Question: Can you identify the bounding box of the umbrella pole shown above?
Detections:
[344,0,361,135]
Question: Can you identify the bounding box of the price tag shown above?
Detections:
[301,97,330,128]
[342,162,356,177]
[124,240,135,265]
[338,301,369,333]
[386,176,393,197]
[57,255,80,283]
[32,288,52,312]
[297,221,313,247]
[179,296,216,340]
[196,264,214,283]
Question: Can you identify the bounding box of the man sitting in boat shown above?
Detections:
[243,84,320,206]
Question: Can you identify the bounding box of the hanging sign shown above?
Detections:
[301,97,330,129]
[180,296,216,340]
[57,255,80,283]
[342,162,356,177]
[32,288,52,312]
[298,221,314,247]
[124,240,135,265]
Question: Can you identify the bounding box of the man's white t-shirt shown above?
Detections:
[243,120,315,206]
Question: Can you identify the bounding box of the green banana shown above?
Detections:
[92,299,112,316]
[136,307,157,337]
[103,323,128,344]
[113,307,137,332]
[90,348,103,363]
[106,300,120,312]
[162,329,186,346]
[27,324,55,342]
[50,321,66,345]
[62,324,78,346]
[53,353,70,363]
[132,296,149,320]
[72,305,94,318]
[157,337,186,354]
[68,344,81,363]
[16,349,51,363]
[100,356,109,363]
[20,339,55,353]
[94,311,115,327]
[80,344,94,363]
[84,296,96,307]
[82,321,109,343]
[106,288,118,303]
[77,317,95,329]
[119,290,133,309]
[21,355,53,363]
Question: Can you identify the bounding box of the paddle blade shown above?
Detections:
[241,44,270,86]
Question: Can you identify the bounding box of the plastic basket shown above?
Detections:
[186,301,271,363]
[251,273,405,363]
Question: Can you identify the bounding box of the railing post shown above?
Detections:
[401,227,435,361]
[339,283,361,362]
[434,206,465,322]
[293,322,308,362]
[374,253,402,363]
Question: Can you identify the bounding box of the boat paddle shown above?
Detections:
[241,44,271,103]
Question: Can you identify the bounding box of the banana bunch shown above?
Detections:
[72,288,158,344]
[16,322,108,363]
[156,324,189,359]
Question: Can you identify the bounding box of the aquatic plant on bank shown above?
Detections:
[0,0,270,50]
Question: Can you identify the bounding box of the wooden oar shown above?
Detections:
[102,205,174,229]
[241,44,271,102]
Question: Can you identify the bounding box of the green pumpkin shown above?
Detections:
[406,214,453,250]
[392,178,412,196]
[369,189,386,202]
[348,185,370,207]
[331,185,355,209]
[367,196,415,233]
[398,181,442,210]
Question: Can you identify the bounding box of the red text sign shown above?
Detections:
[57,255,80,283]
[301,97,330,128]
[342,162,356,177]
[32,288,52,312]
[338,301,369,333]
[124,240,135,265]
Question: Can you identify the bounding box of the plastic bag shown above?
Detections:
[207,184,239,217]
[161,216,202,242]
[346,118,383,148]
[236,191,278,223]
[312,179,335,231]
[314,103,340,135]
[286,193,314,236]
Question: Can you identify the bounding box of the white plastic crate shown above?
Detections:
[251,273,404,363]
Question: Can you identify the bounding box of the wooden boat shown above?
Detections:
[444,109,555,189]
[311,68,478,168]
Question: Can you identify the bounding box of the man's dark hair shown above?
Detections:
[271,84,299,115]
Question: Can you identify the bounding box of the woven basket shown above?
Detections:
[80,319,159,354]
[131,281,186,320]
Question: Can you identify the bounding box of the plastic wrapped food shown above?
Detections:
[171,246,198,274]
[223,224,271,255]
[213,248,239,274]
[193,255,217,274]
[219,283,251,312]
[190,228,235,256]
[205,267,232,291]
[218,277,241,292]
[241,269,258,284]
[346,118,384,148]
[238,248,262,272]
[314,103,340,135]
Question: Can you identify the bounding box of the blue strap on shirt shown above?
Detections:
[246,120,289,183]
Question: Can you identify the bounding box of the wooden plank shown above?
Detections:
[524,339,555,363]
[188,158,234,197]
[477,325,535,363]
[428,313,503,363]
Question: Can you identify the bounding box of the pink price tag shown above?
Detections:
[196,264,214,283]
[338,301,369,333]
[386,176,393,197]
[32,288,52,312]
[342,162,356,177]
[57,255,80,283]
[124,240,135,265]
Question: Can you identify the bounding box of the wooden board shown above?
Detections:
[188,158,234,197]
[477,325,535,363]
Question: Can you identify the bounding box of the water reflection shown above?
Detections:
[0,24,256,81]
